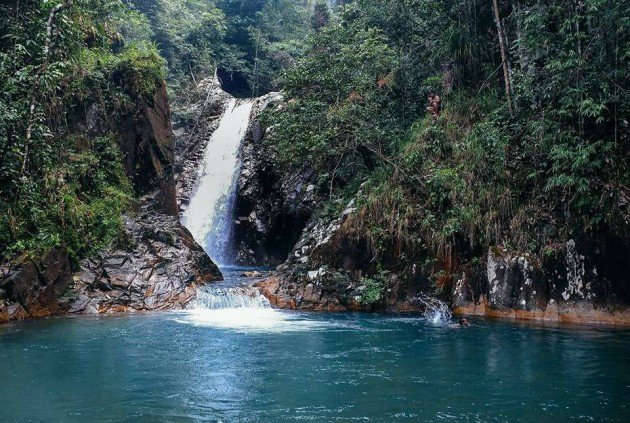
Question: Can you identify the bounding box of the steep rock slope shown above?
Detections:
[174,78,315,267]
[70,203,219,314]
[232,94,316,266]
[1,83,221,323]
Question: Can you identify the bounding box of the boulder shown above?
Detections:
[70,204,222,314]
[0,247,73,322]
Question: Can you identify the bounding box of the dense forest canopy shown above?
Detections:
[266,0,630,279]
[1,0,629,292]
[123,0,315,95]
[0,0,314,264]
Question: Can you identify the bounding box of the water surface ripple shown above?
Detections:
[1,307,629,422]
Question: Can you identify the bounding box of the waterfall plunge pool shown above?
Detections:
[1,289,628,421]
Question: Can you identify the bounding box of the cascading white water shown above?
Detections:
[190,286,271,309]
[419,296,453,325]
[180,270,314,332]
[179,96,274,324]
[182,98,254,266]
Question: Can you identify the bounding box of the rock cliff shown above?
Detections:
[1,81,221,323]
[117,83,179,216]
[256,195,434,313]
[174,78,315,267]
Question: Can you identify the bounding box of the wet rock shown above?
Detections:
[241,271,263,278]
[452,243,630,326]
[231,92,315,266]
[173,79,308,267]
[0,247,73,322]
[70,203,222,315]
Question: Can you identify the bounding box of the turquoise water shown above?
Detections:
[1,307,629,422]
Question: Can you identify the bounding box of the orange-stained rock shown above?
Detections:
[454,299,630,327]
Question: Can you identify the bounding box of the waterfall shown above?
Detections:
[182,98,254,265]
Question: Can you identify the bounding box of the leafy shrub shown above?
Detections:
[358,270,389,306]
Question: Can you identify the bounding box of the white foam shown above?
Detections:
[174,308,329,333]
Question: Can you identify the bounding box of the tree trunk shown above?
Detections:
[513,0,539,109]
[491,0,514,115]
[21,1,74,176]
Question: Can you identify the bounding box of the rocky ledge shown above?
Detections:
[1,200,221,323]
[254,192,630,326]
[69,200,221,315]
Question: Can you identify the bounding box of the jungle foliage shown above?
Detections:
[125,0,316,96]
[265,0,630,277]
[0,0,164,263]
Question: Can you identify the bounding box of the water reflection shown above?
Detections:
[0,313,628,421]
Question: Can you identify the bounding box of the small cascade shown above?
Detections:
[418,296,453,325]
[182,98,254,266]
[180,269,305,332]
[190,286,271,309]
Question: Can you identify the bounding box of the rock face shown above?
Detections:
[84,82,179,216]
[255,187,630,324]
[232,94,316,266]
[1,80,222,323]
[174,78,315,267]
[452,242,630,325]
[70,204,221,314]
[117,82,179,216]
[0,248,73,322]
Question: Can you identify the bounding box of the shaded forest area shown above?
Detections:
[264,0,630,297]
[1,0,629,301]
